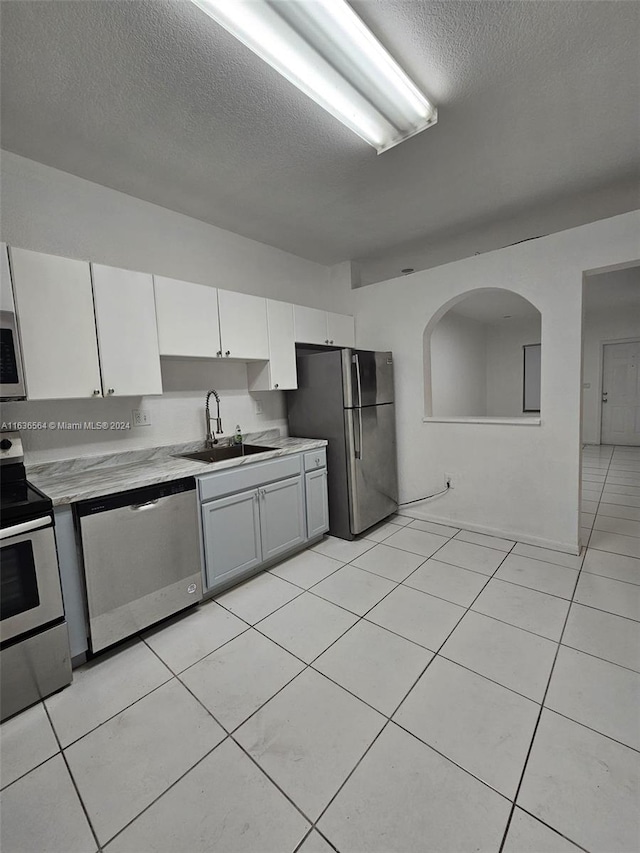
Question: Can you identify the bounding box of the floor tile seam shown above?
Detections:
[157,624,254,679]
[571,598,640,624]
[560,638,640,675]
[389,719,517,803]
[488,572,579,602]
[41,702,103,852]
[588,538,640,559]
[580,566,640,588]
[215,580,308,628]
[446,533,516,556]
[497,452,612,853]
[502,550,584,571]
[513,806,593,853]
[595,504,640,518]
[382,554,511,722]
[0,747,62,794]
[435,651,550,705]
[270,557,350,594]
[94,737,231,851]
[348,553,430,584]
[400,578,487,609]
[595,496,640,508]
[469,603,566,643]
[293,827,340,853]
[540,706,640,756]
[416,553,503,578]
[49,669,175,751]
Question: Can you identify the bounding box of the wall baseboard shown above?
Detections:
[396,509,581,556]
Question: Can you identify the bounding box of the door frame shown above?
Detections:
[598,336,640,445]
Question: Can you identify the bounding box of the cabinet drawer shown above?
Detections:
[198,454,301,502]
[304,448,327,471]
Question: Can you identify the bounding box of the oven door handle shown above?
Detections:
[0,515,52,541]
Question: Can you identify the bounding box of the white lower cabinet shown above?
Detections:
[202,489,262,587]
[305,468,329,539]
[259,476,306,561]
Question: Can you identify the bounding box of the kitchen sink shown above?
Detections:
[177,444,273,464]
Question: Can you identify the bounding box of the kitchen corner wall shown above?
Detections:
[353,210,640,554]
[0,152,353,463]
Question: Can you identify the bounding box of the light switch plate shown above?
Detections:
[254,399,264,415]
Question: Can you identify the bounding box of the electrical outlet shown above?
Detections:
[132,409,151,427]
[254,399,264,415]
[445,472,455,489]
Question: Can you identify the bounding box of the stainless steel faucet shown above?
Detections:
[205,390,223,447]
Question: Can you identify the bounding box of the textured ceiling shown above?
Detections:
[1,0,639,286]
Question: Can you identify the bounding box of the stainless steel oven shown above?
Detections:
[0,433,71,720]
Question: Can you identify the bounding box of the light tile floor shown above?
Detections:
[2,454,640,853]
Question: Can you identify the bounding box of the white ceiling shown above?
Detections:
[1,1,638,286]
[584,266,640,313]
[449,289,540,324]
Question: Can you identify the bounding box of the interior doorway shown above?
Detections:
[601,340,640,446]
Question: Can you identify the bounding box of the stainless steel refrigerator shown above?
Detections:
[287,348,398,540]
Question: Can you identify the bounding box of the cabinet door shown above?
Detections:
[154,276,221,358]
[259,476,306,562]
[218,290,269,360]
[327,312,355,347]
[294,305,328,345]
[92,264,162,397]
[10,248,102,400]
[266,300,297,389]
[305,468,329,539]
[202,489,262,588]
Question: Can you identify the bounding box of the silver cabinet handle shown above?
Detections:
[107,388,115,395]
[274,382,279,389]
[325,339,329,344]
[315,457,320,465]
[130,499,158,511]
[92,389,101,396]
[216,350,222,357]
[225,350,230,357]
[330,340,334,344]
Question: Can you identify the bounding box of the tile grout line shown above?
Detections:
[495,448,611,853]
[41,702,104,853]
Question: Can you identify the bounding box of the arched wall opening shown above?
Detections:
[423,288,542,419]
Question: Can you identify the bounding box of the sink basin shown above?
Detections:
[178,444,273,464]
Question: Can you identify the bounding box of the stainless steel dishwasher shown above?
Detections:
[76,478,202,653]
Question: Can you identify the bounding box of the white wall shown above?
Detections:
[431,313,487,416]
[582,306,640,444]
[485,317,541,417]
[354,211,640,553]
[0,152,353,463]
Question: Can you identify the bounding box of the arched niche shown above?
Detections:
[423,288,542,421]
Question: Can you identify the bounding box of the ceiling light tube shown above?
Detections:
[190,0,437,153]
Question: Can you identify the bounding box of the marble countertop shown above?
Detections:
[28,430,328,506]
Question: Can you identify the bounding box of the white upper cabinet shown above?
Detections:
[10,248,102,400]
[248,299,297,391]
[327,311,355,347]
[294,305,355,347]
[91,264,162,397]
[294,305,328,345]
[217,290,269,360]
[154,276,221,358]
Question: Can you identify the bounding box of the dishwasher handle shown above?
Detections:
[130,499,159,511]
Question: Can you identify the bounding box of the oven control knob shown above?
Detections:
[0,438,12,450]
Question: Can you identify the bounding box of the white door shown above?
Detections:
[10,248,102,400]
[601,341,640,445]
[265,300,297,389]
[294,305,328,345]
[154,276,221,358]
[92,264,162,397]
[217,290,269,360]
[326,312,355,347]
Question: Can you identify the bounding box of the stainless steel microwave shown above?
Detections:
[0,310,26,400]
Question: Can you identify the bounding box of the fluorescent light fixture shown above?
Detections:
[190,0,437,153]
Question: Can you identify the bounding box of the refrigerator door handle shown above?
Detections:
[353,353,362,408]
[354,408,363,459]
